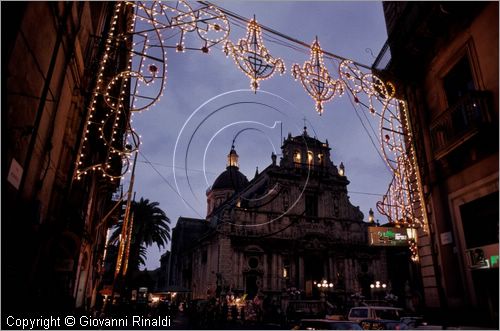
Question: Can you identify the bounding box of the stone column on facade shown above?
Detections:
[354,260,361,292]
[352,259,359,293]
[271,254,278,290]
[350,258,355,292]
[234,250,239,289]
[298,255,304,291]
[323,257,328,280]
[263,253,269,290]
[277,254,283,290]
[332,257,337,282]
[238,251,244,290]
[216,236,233,297]
[343,259,349,292]
[344,258,350,292]
[349,258,354,292]
[380,249,388,282]
[328,256,334,283]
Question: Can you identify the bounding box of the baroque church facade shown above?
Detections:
[170,129,388,301]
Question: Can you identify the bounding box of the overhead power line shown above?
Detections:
[138,151,204,218]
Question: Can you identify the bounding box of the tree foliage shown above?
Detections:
[110,198,170,270]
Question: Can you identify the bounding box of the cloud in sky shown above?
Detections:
[128,1,390,270]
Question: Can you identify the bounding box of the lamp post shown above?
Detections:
[314,279,334,301]
[406,227,419,261]
[369,280,387,300]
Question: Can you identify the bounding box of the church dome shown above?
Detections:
[212,166,249,191]
[211,146,249,191]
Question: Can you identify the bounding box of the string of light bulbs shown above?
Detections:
[72,0,428,262]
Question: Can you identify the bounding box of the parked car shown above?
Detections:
[361,300,391,307]
[286,300,326,325]
[347,306,403,323]
[359,319,408,330]
[298,319,363,330]
[400,316,425,329]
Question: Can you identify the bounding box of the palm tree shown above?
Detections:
[110,197,170,271]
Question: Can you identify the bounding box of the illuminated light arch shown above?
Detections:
[73,1,427,262]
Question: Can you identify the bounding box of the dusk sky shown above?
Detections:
[129,1,391,270]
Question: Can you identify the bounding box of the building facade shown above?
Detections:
[171,130,393,307]
[374,2,498,326]
[3,2,131,312]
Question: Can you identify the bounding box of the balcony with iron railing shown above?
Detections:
[430,91,493,159]
[372,40,392,71]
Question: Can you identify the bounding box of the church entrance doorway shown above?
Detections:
[304,255,326,298]
[245,274,258,300]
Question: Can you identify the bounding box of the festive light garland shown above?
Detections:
[75,2,133,182]
[72,1,428,262]
[129,1,229,53]
[335,59,427,261]
[75,1,229,181]
[223,17,285,91]
[374,98,427,262]
[292,37,344,115]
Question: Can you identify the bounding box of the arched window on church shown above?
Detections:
[307,151,314,166]
[283,258,290,280]
[318,153,324,166]
[294,150,301,168]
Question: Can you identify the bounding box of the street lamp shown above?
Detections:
[314,279,334,301]
[370,281,387,300]
[315,279,334,289]
[406,227,419,261]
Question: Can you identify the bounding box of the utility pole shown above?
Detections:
[103,150,139,313]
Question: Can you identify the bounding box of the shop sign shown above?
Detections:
[465,243,499,269]
[368,226,409,246]
[466,243,499,269]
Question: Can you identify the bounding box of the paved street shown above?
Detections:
[170,311,190,330]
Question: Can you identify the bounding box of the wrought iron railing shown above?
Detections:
[429,91,492,158]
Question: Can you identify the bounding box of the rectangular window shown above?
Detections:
[460,191,499,248]
[443,55,475,106]
[350,308,368,318]
[305,194,318,217]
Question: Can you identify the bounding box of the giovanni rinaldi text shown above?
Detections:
[5,315,171,329]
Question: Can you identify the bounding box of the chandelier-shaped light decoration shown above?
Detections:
[223,17,285,92]
[292,37,344,115]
